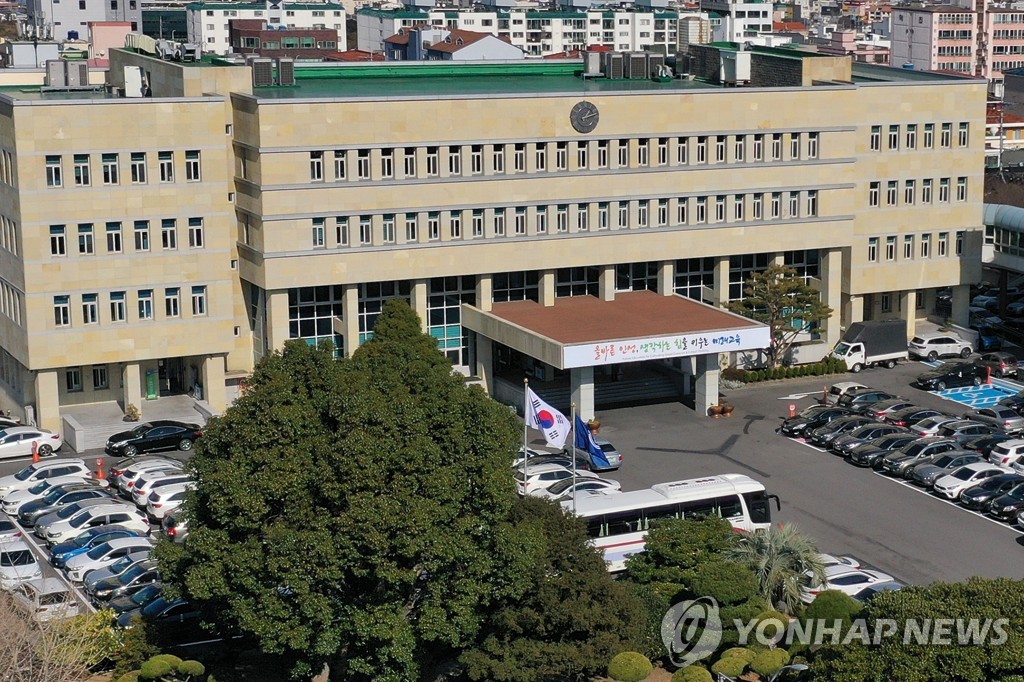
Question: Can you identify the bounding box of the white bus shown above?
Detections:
[562,474,780,572]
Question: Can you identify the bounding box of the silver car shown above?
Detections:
[962,407,1024,435]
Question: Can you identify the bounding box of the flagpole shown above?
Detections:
[571,401,578,515]
[523,377,529,497]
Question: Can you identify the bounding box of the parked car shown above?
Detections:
[145,484,192,521]
[974,352,1019,379]
[830,424,909,455]
[2,473,103,515]
[960,433,1016,456]
[988,439,1024,467]
[109,583,163,616]
[779,406,853,438]
[0,426,63,459]
[824,382,869,406]
[915,362,986,391]
[18,484,113,527]
[817,554,863,570]
[963,407,1024,435]
[856,398,916,420]
[809,416,875,448]
[987,483,1024,521]
[84,550,152,594]
[64,536,154,582]
[91,560,161,602]
[999,390,1024,414]
[879,438,960,476]
[560,435,622,471]
[851,581,906,603]
[516,464,599,496]
[908,334,973,361]
[801,565,896,604]
[0,540,42,590]
[884,407,946,428]
[161,512,189,544]
[936,420,998,442]
[49,526,146,569]
[0,459,91,498]
[934,463,1007,500]
[910,415,963,437]
[11,578,80,621]
[130,472,192,508]
[44,503,149,546]
[910,451,985,487]
[533,476,622,501]
[974,325,1003,353]
[0,517,21,543]
[847,433,921,468]
[104,421,203,458]
[512,454,592,472]
[959,474,1024,511]
[116,459,186,497]
[33,498,120,539]
[116,596,200,632]
[836,389,898,412]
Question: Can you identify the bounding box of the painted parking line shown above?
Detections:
[871,471,1024,536]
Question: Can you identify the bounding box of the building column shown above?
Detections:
[122,363,142,411]
[412,279,429,332]
[342,284,360,356]
[695,353,720,417]
[713,256,730,306]
[952,284,970,326]
[477,274,493,312]
[570,366,595,421]
[658,261,675,296]
[899,290,917,339]
[540,269,556,307]
[846,295,864,326]
[475,334,492,391]
[201,355,226,414]
[266,290,290,352]
[599,264,616,301]
[922,289,938,317]
[820,248,843,348]
[34,370,60,434]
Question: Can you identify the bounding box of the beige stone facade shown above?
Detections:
[0,49,986,433]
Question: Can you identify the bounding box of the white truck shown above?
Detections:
[831,320,908,373]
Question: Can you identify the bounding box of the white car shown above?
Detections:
[1,473,100,515]
[801,565,895,603]
[910,416,962,438]
[117,459,185,496]
[0,517,22,543]
[131,472,192,507]
[514,463,599,496]
[533,476,621,501]
[146,483,193,520]
[0,540,42,590]
[824,382,869,406]
[0,426,63,459]
[11,578,80,622]
[817,553,863,570]
[0,459,91,498]
[33,498,124,539]
[64,536,154,582]
[933,462,1006,500]
[43,503,149,546]
[908,334,973,361]
[989,439,1024,467]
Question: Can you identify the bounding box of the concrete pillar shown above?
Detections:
[952,284,970,326]
[847,295,864,325]
[412,279,429,332]
[695,353,720,417]
[713,256,730,306]
[599,264,616,301]
[820,248,844,348]
[342,284,360,356]
[202,355,227,413]
[475,334,492,391]
[771,252,785,267]
[570,366,595,422]
[266,290,290,352]
[34,370,60,434]
[899,290,917,339]
[658,261,674,295]
[477,274,493,312]
[923,289,938,317]
[122,363,142,411]
[540,270,556,307]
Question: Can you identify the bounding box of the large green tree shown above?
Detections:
[157,300,527,680]
[728,264,833,368]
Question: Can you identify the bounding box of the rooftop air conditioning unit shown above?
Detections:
[276,57,294,86]
[45,60,65,87]
[64,60,87,87]
[252,58,273,87]
[605,52,624,79]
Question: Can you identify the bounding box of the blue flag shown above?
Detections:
[574,415,611,469]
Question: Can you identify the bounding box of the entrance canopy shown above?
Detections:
[462,291,771,370]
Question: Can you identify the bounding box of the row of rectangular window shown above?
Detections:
[306,132,822,182]
[49,218,204,257]
[306,191,821,249]
[52,287,207,328]
[45,150,201,188]
[866,231,965,262]
[0,215,16,255]
[0,149,14,188]
[867,177,968,207]
[0,347,21,394]
[0,279,22,325]
[868,122,969,151]
[63,365,116,393]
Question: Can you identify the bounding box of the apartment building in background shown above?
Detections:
[26,0,142,42]
[187,2,346,55]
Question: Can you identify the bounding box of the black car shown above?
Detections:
[884,407,945,428]
[999,390,1024,414]
[915,362,987,391]
[879,437,959,475]
[959,474,1024,511]
[837,389,898,411]
[959,433,1016,456]
[104,421,203,457]
[809,416,875,447]
[855,398,916,419]
[92,561,161,602]
[17,484,112,526]
[779,407,853,438]
[830,424,909,455]
[108,583,163,615]
[987,483,1024,521]
[847,433,920,468]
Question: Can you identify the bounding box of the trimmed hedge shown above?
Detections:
[607,652,654,682]
[750,648,791,677]
[710,655,748,678]
[718,647,757,664]
[731,356,848,383]
[672,666,714,682]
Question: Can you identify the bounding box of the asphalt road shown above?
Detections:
[536,360,1024,586]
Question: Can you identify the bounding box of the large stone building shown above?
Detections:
[0,45,986,435]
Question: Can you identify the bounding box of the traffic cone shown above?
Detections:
[95,458,106,482]
[31,441,40,463]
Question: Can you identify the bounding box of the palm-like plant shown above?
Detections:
[725,523,826,614]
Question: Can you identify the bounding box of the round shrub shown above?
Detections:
[151,654,183,667]
[607,651,654,682]
[672,666,713,682]
[750,648,791,677]
[718,647,756,664]
[139,659,174,680]
[752,610,789,645]
[115,674,140,682]
[806,590,863,622]
[177,659,207,677]
[690,561,758,606]
[710,655,747,678]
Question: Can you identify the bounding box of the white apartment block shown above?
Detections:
[27,0,142,42]
[702,0,772,42]
[187,2,346,55]
[357,7,687,56]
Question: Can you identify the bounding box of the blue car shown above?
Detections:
[50,525,143,568]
